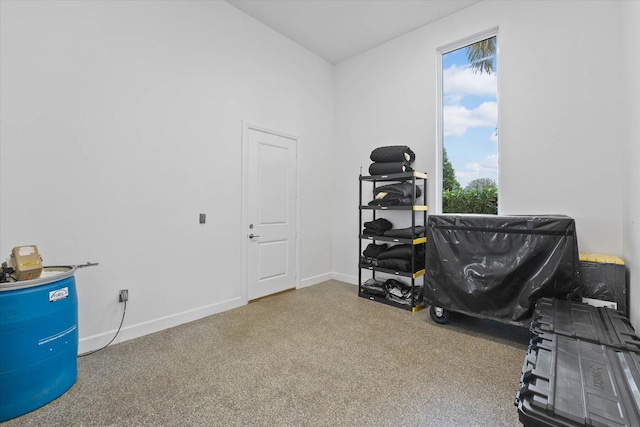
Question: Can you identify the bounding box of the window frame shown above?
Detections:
[435,27,500,214]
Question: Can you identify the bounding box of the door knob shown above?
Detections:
[249,233,260,239]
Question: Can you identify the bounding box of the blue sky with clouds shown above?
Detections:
[442,42,497,189]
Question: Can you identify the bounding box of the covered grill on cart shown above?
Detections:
[424,214,581,326]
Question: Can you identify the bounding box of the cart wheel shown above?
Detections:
[430,306,450,324]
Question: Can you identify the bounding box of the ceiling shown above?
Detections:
[225,0,481,64]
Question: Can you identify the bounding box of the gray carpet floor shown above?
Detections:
[3,280,531,426]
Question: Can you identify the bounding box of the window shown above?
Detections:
[438,32,498,214]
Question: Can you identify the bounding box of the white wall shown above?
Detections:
[0,0,334,352]
[2,0,637,348]
[622,0,640,328]
[333,1,627,284]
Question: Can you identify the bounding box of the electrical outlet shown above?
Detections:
[119,289,129,303]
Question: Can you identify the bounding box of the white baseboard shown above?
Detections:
[332,272,358,285]
[299,272,358,287]
[78,296,245,354]
[299,272,332,289]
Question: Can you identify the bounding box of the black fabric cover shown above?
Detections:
[370,146,415,163]
[369,162,413,176]
[579,261,628,316]
[363,218,393,234]
[383,226,426,238]
[424,214,581,323]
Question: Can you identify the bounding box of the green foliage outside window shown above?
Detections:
[442,148,497,214]
[443,186,498,215]
[442,148,461,192]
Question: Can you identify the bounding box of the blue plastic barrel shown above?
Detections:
[0,266,78,422]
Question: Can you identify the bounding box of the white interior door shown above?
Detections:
[246,127,297,300]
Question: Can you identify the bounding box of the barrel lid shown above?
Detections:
[0,265,76,291]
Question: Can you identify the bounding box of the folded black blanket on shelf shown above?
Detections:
[368,183,422,207]
[377,258,411,271]
[370,146,416,163]
[378,243,425,260]
[378,244,412,260]
[368,162,413,176]
[362,243,388,258]
[368,197,413,207]
[373,183,422,199]
[360,256,378,267]
[362,218,393,234]
[377,257,425,272]
[383,226,426,238]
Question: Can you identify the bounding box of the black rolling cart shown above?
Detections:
[358,171,428,312]
[423,214,581,325]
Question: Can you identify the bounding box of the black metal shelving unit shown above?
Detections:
[358,171,428,312]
